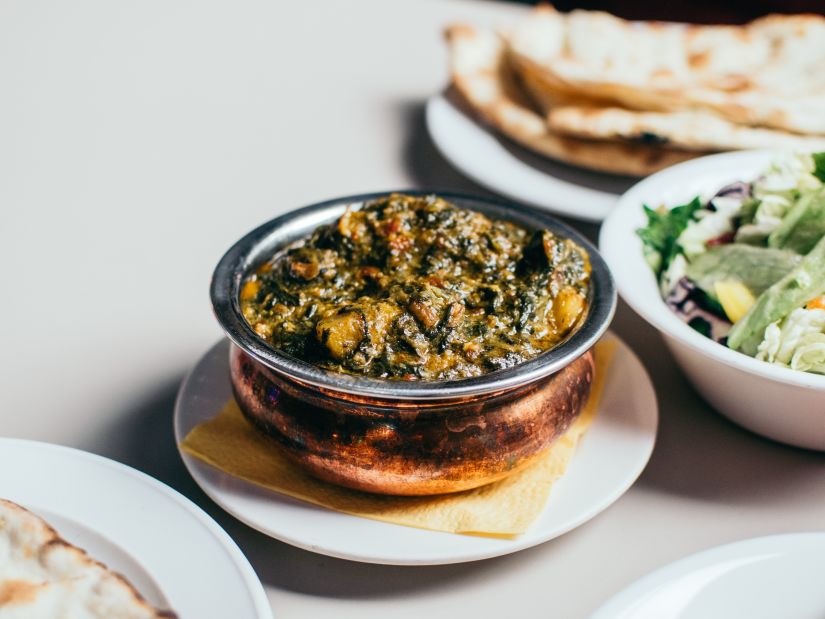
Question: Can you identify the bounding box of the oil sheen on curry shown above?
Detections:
[240,194,591,381]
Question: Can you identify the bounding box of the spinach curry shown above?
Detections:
[240,194,591,381]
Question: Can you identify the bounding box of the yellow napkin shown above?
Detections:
[181,339,616,537]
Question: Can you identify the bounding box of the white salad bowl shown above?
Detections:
[601,150,825,451]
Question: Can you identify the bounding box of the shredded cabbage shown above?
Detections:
[756,152,819,197]
[660,253,687,296]
[677,198,741,259]
[756,307,825,373]
[747,195,790,236]
[741,153,823,240]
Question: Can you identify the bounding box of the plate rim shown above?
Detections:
[425,93,620,223]
[174,332,659,566]
[0,437,273,619]
[589,531,825,618]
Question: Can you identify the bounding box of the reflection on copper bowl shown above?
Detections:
[211,192,615,495]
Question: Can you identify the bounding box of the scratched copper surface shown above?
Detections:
[230,345,594,496]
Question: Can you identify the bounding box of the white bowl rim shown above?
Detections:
[600,148,825,392]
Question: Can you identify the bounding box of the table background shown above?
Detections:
[2,0,824,616]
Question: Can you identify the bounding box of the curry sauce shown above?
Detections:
[240,194,590,380]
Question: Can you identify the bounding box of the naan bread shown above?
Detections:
[445,24,701,176]
[508,6,825,135]
[547,106,825,152]
[0,499,175,619]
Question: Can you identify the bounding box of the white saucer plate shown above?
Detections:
[174,333,658,565]
[0,439,272,619]
[590,533,825,619]
[425,93,635,223]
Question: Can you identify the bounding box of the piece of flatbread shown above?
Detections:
[508,6,825,135]
[445,24,701,176]
[0,499,175,619]
[547,106,825,152]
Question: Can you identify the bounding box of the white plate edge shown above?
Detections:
[589,531,825,618]
[425,94,617,223]
[0,438,273,619]
[173,333,659,566]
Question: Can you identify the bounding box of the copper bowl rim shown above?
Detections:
[211,190,616,401]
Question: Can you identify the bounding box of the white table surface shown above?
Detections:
[2,0,824,617]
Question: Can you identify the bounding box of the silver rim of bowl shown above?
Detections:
[211,191,616,400]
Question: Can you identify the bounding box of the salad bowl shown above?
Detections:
[601,150,825,450]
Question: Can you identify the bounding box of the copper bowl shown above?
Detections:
[211,192,616,495]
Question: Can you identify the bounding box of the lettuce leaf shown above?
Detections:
[813,152,825,183]
[767,186,825,254]
[728,234,825,356]
[685,244,801,300]
[637,197,702,276]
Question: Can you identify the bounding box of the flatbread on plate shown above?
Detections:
[547,106,825,152]
[445,24,701,176]
[508,6,825,135]
[0,499,175,619]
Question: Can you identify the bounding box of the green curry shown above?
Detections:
[240,194,590,380]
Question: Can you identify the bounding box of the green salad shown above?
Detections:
[639,152,825,375]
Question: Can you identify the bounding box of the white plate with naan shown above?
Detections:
[425,93,634,223]
[0,439,272,618]
[432,7,825,223]
[174,333,657,565]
